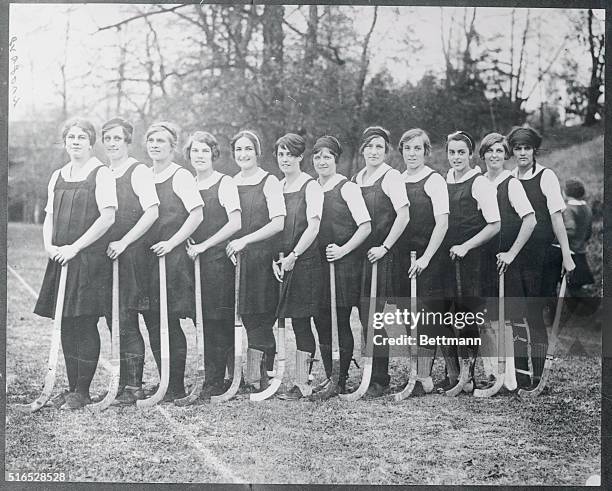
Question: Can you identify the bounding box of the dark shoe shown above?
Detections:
[434,377,455,394]
[312,378,332,394]
[476,375,497,390]
[45,389,71,408]
[163,388,187,402]
[412,380,430,397]
[199,383,226,400]
[60,392,91,410]
[111,386,144,406]
[365,382,386,398]
[277,386,305,401]
[91,385,125,403]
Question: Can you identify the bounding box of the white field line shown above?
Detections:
[7,264,244,484]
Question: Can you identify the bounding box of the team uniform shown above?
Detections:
[277,173,324,395]
[35,157,117,401]
[144,162,203,399]
[233,168,286,383]
[353,163,409,389]
[399,166,449,380]
[511,163,566,385]
[193,171,241,389]
[107,158,159,393]
[314,174,371,389]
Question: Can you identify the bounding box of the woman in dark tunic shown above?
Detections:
[440,130,500,394]
[185,131,241,397]
[272,133,324,400]
[102,117,160,405]
[397,128,449,395]
[312,136,371,396]
[35,117,117,410]
[507,126,575,388]
[143,122,203,401]
[352,126,410,398]
[479,132,536,389]
[226,130,286,393]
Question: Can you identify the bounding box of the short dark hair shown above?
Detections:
[145,122,179,148]
[184,131,220,162]
[274,133,306,157]
[359,126,391,155]
[565,178,586,199]
[478,133,510,160]
[101,117,134,144]
[61,117,96,146]
[446,130,475,154]
[398,128,431,156]
[230,130,261,156]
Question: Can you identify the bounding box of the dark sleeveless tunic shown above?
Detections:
[319,178,363,308]
[193,174,236,319]
[276,178,322,318]
[236,173,280,315]
[35,165,112,319]
[399,171,445,298]
[353,168,401,302]
[110,162,152,312]
[147,166,196,318]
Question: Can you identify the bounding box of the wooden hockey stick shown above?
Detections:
[518,272,567,397]
[251,253,286,401]
[474,272,505,398]
[26,264,68,413]
[310,261,340,401]
[137,256,170,408]
[175,256,206,406]
[339,261,377,402]
[395,251,418,401]
[211,253,243,403]
[445,260,469,397]
[90,260,121,411]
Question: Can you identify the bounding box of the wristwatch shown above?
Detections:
[291,250,300,259]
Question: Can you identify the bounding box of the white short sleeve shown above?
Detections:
[340,181,371,226]
[305,180,324,220]
[44,169,61,214]
[94,165,118,212]
[218,175,241,216]
[381,169,410,211]
[263,174,287,220]
[172,168,204,212]
[508,178,534,218]
[423,173,449,216]
[540,168,566,215]
[472,175,500,223]
[131,163,160,211]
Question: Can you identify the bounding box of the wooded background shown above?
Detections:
[8,4,605,223]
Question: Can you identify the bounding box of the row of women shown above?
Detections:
[34,116,575,409]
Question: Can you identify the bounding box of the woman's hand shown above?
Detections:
[408,255,430,278]
[562,254,576,274]
[151,240,175,257]
[56,244,80,265]
[496,251,516,275]
[272,259,284,282]
[449,244,469,261]
[186,240,207,261]
[367,246,387,263]
[281,253,297,272]
[107,240,127,260]
[226,238,247,258]
[326,244,346,262]
[45,244,60,261]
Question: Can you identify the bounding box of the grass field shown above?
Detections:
[5,218,601,485]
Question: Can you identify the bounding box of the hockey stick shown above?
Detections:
[25,264,68,413]
[339,261,377,402]
[175,255,206,406]
[395,251,418,401]
[445,260,469,397]
[90,260,121,411]
[137,256,170,408]
[211,253,243,402]
[474,272,505,398]
[251,253,286,401]
[518,272,567,397]
[310,261,340,401]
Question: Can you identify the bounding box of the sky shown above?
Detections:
[8,3,604,122]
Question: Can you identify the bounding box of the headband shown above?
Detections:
[447,130,475,153]
[241,130,262,156]
[362,126,390,145]
[313,136,342,158]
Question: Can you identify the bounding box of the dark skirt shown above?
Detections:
[147,246,195,319]
[570,253,595,288]
[34,249,112,319]
[277,253,322,318]
[240,243,279,315]
[360,247,402,310]
[320,252,363,309]
[118,244,151,312]
[398,248,445,299]
[201,251,235,320]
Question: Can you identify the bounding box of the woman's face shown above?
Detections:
[146,130,173,162]
[362,136,386,168]
[313,148,337,179]
[512,144,535,170]
[233,136,258,171]
[484,142,506,173]
[103,126,129,162]
[65,126,92,161]
[402,136,426,171]
[190,140,213,173]
[276,145,302,176]
[447,139,471,174]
